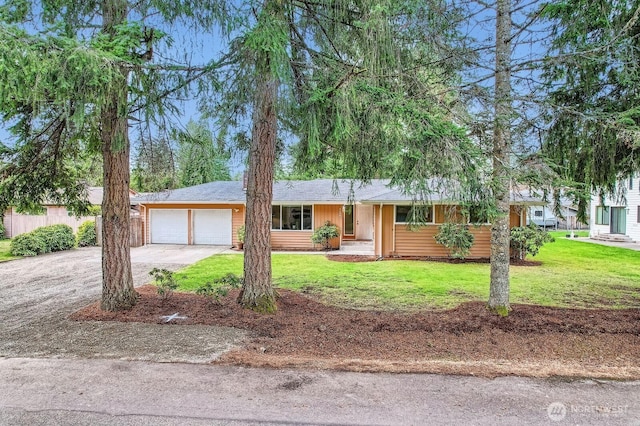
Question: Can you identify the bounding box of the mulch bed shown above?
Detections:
[71,285,640,378]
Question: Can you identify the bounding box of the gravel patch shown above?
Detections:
[0,247,247,363]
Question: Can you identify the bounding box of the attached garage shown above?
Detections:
[149,208,233,245]
[192,209,232,245]
[150,209,188,244]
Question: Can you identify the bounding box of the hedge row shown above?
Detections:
[10,224,76,256]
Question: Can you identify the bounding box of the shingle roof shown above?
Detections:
[132,179,544,205]
[272,179,391,203]
[132,181,246,203]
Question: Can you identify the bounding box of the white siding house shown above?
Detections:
[590,176,640,242]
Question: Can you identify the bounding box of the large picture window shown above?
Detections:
[467,206,490,224]
[395,205,433,224]
[595,206,610,225]
[272,205,312,230]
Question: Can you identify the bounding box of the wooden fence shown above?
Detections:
[3,214,95,239]
[95,216,144,248]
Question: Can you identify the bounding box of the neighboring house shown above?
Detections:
[512,187,588,230]
[590,176,640,242]
[134,179,535,259]
[2,187,104,238]
[526,203,586,230]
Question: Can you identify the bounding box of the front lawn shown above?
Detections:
[176,238,640,311]
[0,240,19,262]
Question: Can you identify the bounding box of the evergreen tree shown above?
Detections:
[542,0,640,217]
[0,0,229,310]
[211,0,482,312]
[131,136,178,192]
[175,120,231,187]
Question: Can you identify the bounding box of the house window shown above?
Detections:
[534,210,543,217]
[271,205,312,230]
[595,206,610,225]
[395,205,433,224]
[637,206,640,224]
[630,176,634,190]
[467,205,490,224]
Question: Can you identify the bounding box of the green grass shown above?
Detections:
[176,237,640,311]
[0,240,19,262]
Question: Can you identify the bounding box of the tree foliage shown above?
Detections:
[131,136,177,192]
[175,120,231,186]
[542,1,640,219]
[209,0,489,312]
[510,225,554,261]
[0,0,231,311]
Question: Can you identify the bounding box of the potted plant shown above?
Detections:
[237,225,245,250]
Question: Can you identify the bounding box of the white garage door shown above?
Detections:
[150,210,188,244]
[193,209,232,245]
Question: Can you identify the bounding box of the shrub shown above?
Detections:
[87,205,102,216]
[33,224,75,252]
[434,223,475,259]
[10,224,75,256]
[77,221,97,247]
[237,225,245,243]
[0,220,5,239]
[510,225,555,260]
[150,268,178,300]
[196,273,244,304]
[10,233,47,256]
[311,221,340,250]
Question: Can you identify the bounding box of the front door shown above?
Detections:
[343,205,354,237]
[610,207,627,234]
[355,205,374,240]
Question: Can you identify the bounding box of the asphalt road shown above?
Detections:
[1,247,639,425]
[2,358,639,425]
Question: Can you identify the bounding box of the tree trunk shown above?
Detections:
[488,0,512,316]
[100,0,137,311]
[239,54,278,313]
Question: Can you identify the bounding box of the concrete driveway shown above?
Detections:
[130,244,230,264]
[0,245,247,363]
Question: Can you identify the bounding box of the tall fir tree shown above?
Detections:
[0,0,229,310]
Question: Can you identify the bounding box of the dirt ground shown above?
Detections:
[0,247,247,363]
[72,284,640,380]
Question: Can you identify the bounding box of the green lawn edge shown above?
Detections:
[175,236,640,311]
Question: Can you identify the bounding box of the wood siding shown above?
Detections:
[381,205,395,256]
[510,205,525,227]
[379,204,527,258]
[393,224,492,258]
[232,206,245,247]
[271,231,314,249]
